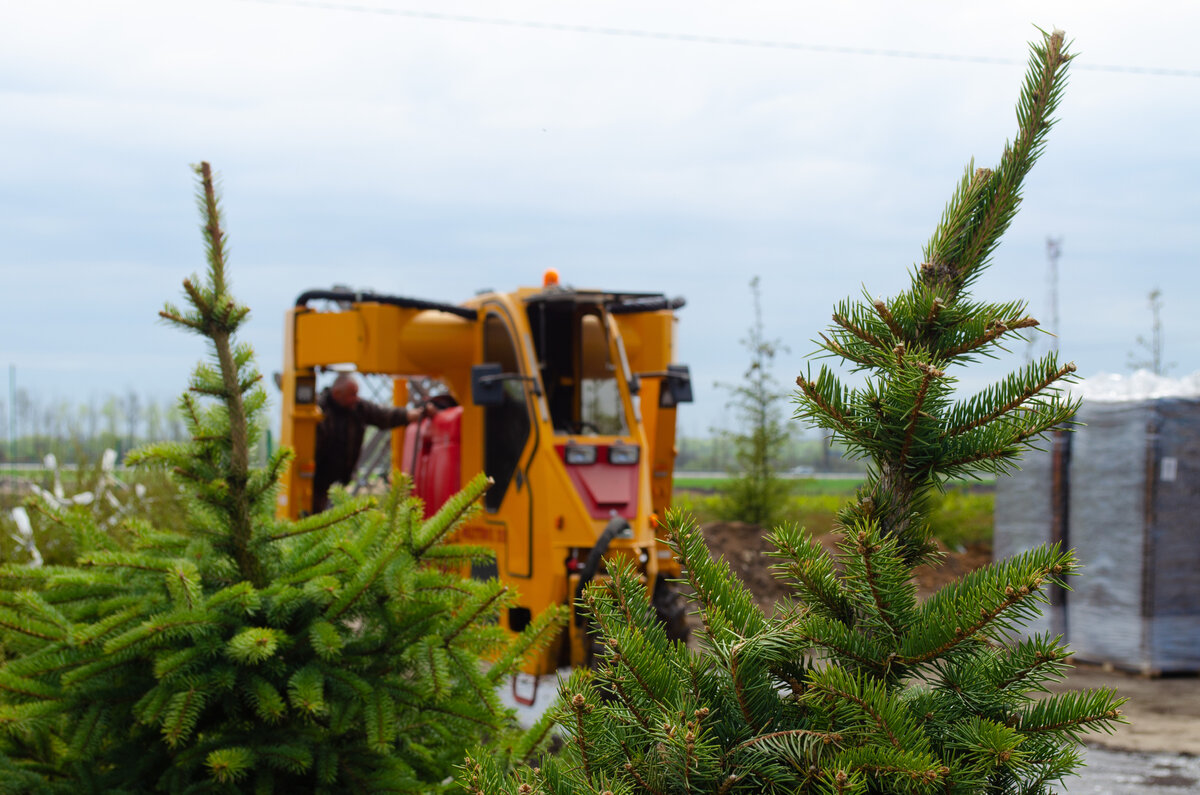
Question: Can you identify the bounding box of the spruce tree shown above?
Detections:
[714,276,792,527]
[465,29,1125,795]
[0,163,562,793]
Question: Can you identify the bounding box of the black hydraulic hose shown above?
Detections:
[607,295,686,315]
[295,289,477,320]
[573,517,630,625]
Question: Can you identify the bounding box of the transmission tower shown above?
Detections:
[1025,236,1063,364]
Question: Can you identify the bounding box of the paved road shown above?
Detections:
[1066,747,1200,794]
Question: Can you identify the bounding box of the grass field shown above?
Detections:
[673,474,995,549]
[674,475,869,495]
[3,468,993,562]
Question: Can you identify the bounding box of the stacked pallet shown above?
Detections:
[994,372,1200,674]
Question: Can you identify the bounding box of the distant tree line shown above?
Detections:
[675,433,866,474]
[0,388,270,466]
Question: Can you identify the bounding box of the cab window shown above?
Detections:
[482,313,531,511]
[528,302,627,436]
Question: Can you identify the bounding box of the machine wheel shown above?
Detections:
[652,577,690,645]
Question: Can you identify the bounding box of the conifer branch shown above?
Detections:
[943,361,1076,438]
[1017,706,1124,735]
[943,316,1039,358]
[158,310,204,331]
[443,586,508,646]
[921,30,1071,298]
[0,673,63,700]
[185,162,261,587]
[818,332,871,366]
[728,728,843,757]
[896,363,943,471]
[604,639,658,705]
[182,278,213,318]
[923,297,944,329]
[569,693,593,784]
[24,498,71,530]
[940,447,1008,470]
[413,473,490,556]
[267,503,372,540]
[954,33,1072,283]
[832,312,886,349]
[798,627,886,674]
[485,606,566,683]
[768,528,855,626]
[607,576,639,628]
[730,642,764,733]
[941,414,1064,471]
[794,375,860,438]
[857,532,902,643]
[610,673,652,731]
[872,300,904,339]
[899,584,1033,666]
[0,614,63,641]
[623,756,665,795]
[809,680,904,750]
[187,383,231,398]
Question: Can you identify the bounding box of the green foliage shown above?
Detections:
[0,163,564,793]
[712,277,793,526]
[470,29,1126,795]
[677,483,993,549]
[926,490,994,550]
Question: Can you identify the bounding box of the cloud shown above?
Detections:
[3,0,1200,433]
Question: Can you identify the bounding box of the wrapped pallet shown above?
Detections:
[993,431,1070,641]
[1067,396,1200,673]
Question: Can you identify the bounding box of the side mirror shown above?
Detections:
[471,363,505,406]
[661,364,693,407]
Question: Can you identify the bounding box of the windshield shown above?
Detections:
[528,301,629,436]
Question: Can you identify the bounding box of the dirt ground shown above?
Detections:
[699,521,1200,757]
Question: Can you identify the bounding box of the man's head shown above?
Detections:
[330,373,359,409]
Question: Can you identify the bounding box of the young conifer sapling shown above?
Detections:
[0,164,563,794]
[464,28,1125,795]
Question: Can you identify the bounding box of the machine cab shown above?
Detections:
[279,278,691,673]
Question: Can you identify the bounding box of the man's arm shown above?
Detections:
[359,400,431,429]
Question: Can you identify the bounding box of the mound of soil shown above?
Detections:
[699,521,992,612]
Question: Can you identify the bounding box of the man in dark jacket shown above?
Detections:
[312,373,429,513]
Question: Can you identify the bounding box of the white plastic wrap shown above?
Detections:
[1071,369,1200,402]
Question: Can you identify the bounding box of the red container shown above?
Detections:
[402,406,462,517]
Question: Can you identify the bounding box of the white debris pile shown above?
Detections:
[7,449,157,567]
[9,506,42,567]
[1070,370,1200,403]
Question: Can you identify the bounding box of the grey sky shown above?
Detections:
[3,0,1198,437]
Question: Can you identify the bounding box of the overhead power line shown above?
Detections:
[240,0,1200,78]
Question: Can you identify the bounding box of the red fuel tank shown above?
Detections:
[401,406,462,517]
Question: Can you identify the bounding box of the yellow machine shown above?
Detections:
[277,274,693,674]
